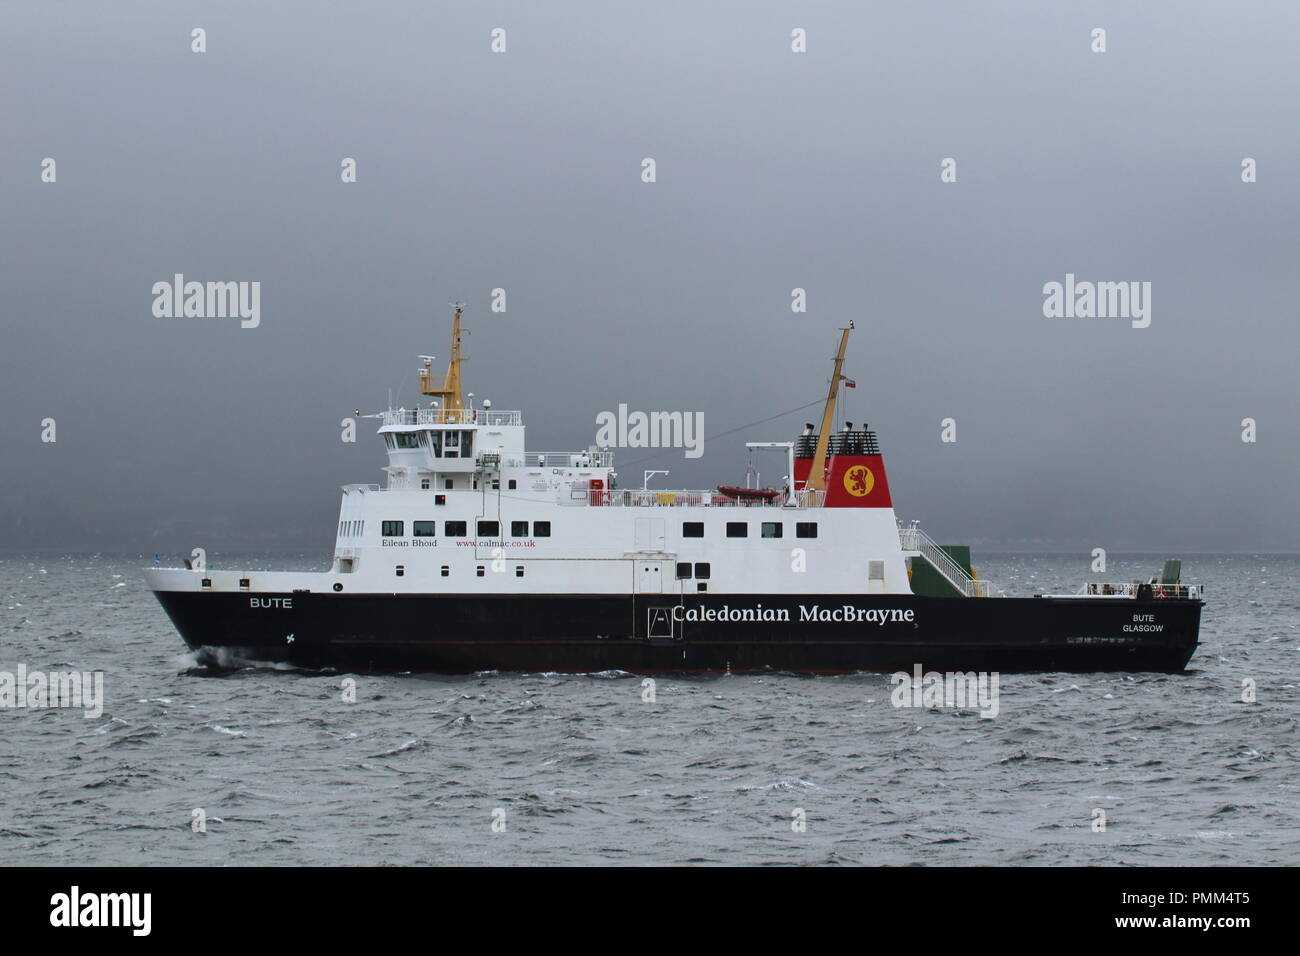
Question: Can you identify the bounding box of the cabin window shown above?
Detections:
[694,562,710,580]
[395,565,405,577]
[868,560,885,581]
[239,578,250,590]
[726,522,748,538]
[491,480,500,490]
[445,479,454,490]
[421,478,430,490]
[697,582,708,592]
[508,479,517,490]
[796,522,818,539]
[515,566,524,578]
[477,520,500,537]
[413,521,436,537]
[440,566,449,577]
[445,521,467,537]
[533,521,551,537]
[762,522,783,539]
[476,566,485,577]
[683,522,704,538]
[381,520,404,537]
[511,521,529,537]
[201,578,212,589]
[676,562,692,579]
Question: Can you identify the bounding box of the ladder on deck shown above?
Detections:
[898,522,992,598]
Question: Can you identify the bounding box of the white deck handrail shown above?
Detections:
[899,522,993,598]
[1058,582,1204,600]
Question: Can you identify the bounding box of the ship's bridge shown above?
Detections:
[378,405,527,477]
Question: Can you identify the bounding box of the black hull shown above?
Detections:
[153,591,1202,674]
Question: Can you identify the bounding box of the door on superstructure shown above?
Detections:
[634,517,666,551]
[637,561,664,593]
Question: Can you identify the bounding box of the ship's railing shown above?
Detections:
[381,408,522,427]
[526,450,615,468]
[899,521,993,598]
[1066,582,1204,600]
[567,487,824,508]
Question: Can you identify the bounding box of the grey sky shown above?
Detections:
[2,1,1297,555]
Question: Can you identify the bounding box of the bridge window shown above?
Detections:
[694,562,710,580]
[413,521,436,537]
[676,562,691,579]
[442,431,471,458]
[796,522,818,538]
[445,521,467,537]
[393,432,420,449]
[477,520,500,537]
[762,522,783,538]
[533,521,551,537]
[726,522,748,538]
[511,521,529,537]
[683,522,704,538]
[381,520,404,537]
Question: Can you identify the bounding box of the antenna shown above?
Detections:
[419,304,469,421]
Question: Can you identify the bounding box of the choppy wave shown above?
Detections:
[0,551,1297,865]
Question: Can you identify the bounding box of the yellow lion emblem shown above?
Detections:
[843,465,874,497]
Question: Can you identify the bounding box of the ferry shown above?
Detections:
[146,308,1204,673]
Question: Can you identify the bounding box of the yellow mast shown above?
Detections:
[419,304,468,422]
[804,323,853,494]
